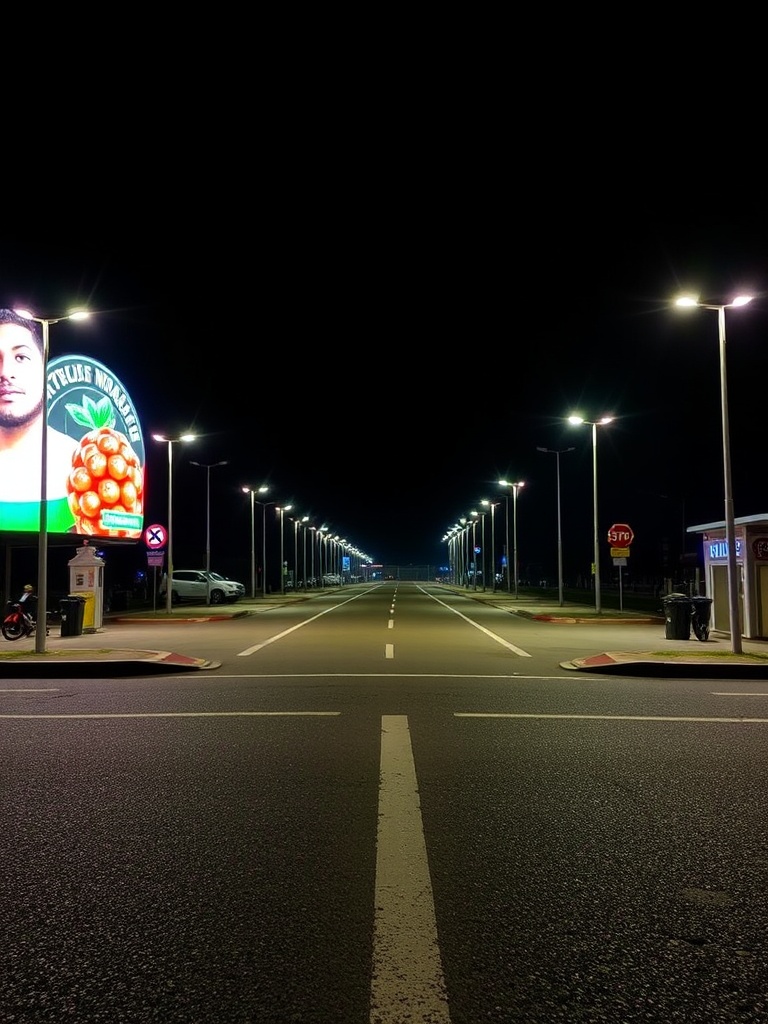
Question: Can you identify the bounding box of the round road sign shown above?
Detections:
[144,524,167,549]
[607,523,634,546]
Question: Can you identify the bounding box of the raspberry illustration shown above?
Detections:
[65,395,144,537]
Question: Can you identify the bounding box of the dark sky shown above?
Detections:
[2,200,767,587]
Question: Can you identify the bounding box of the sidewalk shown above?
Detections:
[454,586,768,675]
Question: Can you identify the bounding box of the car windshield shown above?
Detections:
[207,573,227,582]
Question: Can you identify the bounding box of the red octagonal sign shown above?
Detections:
[607,523,634,546]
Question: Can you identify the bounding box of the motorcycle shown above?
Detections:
[2,601,46,641]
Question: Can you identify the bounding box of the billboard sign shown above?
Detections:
[0,350,145,539]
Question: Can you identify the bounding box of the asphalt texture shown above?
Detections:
[2,586,768,677]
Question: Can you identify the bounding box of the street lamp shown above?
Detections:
[536,446,574,606]
[242,485,269,598]
[191,460,228,604]
[316,524,329,584]
[481,500,499,590]
[302,520,310,589]
[458,517,468,586]
[276,504,293,594]
[498,480,525,597]
[676,294,752,653]
[152,433,197,614]
[468,512,479,590]
[471,509,488,591]
[567,415,613,615]
[14,309,90,653]
[291,515,308,589]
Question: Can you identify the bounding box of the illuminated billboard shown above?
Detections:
[0,347,145,539]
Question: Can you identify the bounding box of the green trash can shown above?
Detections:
[60,595,86,637]
[662,593,691,640]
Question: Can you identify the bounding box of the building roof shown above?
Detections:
[687,514,768,534]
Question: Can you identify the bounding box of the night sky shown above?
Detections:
[2,204,767,591]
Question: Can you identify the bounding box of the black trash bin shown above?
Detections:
[662,593,692,640]
[690,596,713,626]
[690,596,713,640]
[60,595,86,637]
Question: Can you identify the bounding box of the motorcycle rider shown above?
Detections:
[17,583,36,622]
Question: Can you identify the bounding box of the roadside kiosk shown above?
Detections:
[687,513,768,640]
[67,541,105,632]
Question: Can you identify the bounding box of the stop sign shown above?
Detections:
[607,523,634,545]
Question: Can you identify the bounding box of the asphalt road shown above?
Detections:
[1,583,767,1023]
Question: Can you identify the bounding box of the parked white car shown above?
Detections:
[158,570,245,605]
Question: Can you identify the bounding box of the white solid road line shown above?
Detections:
[371,714,450,1023]
[425,589,531,656]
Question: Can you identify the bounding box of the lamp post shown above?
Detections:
[567,415,613,615]
[468,513,479,590]
[676,294,752,653]
[14,309,90,654]
[291,515,308,590]
[499,480,525,597]
[302,521,310,589]
[318,525,329,584]
[191,460,228,604]
[277,504,293,594]
[153,433,197,614]
[241,485,269,598]
[458,517,468,586]
[481,500,499,591]
[470,510,487,591]
[309,526,316,586]
[536,446,574,606]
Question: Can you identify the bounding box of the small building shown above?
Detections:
[687,514,768,639]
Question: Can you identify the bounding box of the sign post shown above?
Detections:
[607,524,634,611]
[144,524,167,611]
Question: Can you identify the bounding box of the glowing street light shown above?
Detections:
[152,433,197,614]
[567,415,613,614]
[536,446,574,606]
[675,293,753,653]
[481,500,499,590]
[498,479,525,597]
[291,514,309,590]
[242,484,269,598]
[14,309,90,653]
[276,504,293,594]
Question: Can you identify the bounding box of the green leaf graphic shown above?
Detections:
[65,396,116,430]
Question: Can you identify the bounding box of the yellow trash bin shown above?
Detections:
[70,591,95,630]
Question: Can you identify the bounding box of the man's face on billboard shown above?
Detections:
[0,322,43,429]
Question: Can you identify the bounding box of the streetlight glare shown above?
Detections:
[15,308,90,323]
[675,294,753,309]
[568,415,613,427]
